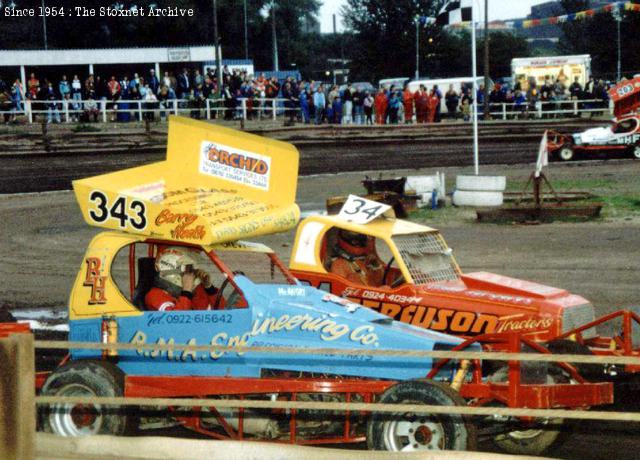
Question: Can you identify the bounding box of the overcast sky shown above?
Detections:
[319,0,553,33]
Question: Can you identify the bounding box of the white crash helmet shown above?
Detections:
[155,247,207,289]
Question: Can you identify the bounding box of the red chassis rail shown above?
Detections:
[126,376,390,444]
[426,333,612,409]
[118,333,612,443]
[557,309,640,374]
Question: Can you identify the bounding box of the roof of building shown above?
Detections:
[0,46,220,66]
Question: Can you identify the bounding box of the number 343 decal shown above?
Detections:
[88,190,147,230]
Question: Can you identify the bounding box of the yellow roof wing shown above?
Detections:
[73,116,300,245]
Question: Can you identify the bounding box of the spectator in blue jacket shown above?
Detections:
[313,84,326,124]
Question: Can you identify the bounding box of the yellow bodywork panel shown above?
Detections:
[290,214,440,284]
[70,232,145,320]
[72,116,300,246]
[70,231,276,319]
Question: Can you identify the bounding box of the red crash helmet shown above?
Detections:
[337,230,369,256]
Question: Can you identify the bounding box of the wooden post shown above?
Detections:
[0,333,36,460]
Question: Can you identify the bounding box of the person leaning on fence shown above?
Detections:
[402,83,414,124]
[11,79,24,118]
[313,85,326,125]
[445,84,459,119]
[84,91,99,122]
[363,91,374,125]
[0,87,12,124]
[374,88,387,125]
[414,85,429,123]
[300,87,310,124]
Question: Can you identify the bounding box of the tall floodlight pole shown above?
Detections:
[614,5,622,81]
[212,0,223,95]
[42,0,48,49]
[415,17,420,79]
[243,0,249,60]
[483,0,490,119]
[271,2,279,71]
[471,3,479,175]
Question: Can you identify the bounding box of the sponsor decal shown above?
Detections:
[618,134,640,145]
[352,298,499,335]
[277,287,307,297]
[83,257,107,304]
[155,208,206,240]
[349,296,555,336]
[200,140,271,190]
[496,314,554,333]
[129,313,380,361]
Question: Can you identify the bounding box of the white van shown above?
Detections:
[379,77,410,90]
[407,77,491,113]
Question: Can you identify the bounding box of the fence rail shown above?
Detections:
[0,97,613,124]
[1,97,296,124]
[1,331,639,459]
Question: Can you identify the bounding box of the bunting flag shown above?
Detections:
[417,1,639,30]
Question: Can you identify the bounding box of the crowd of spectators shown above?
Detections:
[0,67,619,125]
[484,75,612,118]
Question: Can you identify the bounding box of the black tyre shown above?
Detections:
[557,145,575,161]
[491,416,566,456]
[487,367,568,456]
[546,339,604,381]
[631,143,640,160]
[367,380,476,452]
[40,360,136,436]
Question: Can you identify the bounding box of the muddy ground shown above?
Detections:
[1,159,639,459]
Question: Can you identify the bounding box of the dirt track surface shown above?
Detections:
[0,118,616,193]
[1,160,639,459]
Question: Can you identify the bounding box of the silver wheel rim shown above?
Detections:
[48,383,103,436]
[560,148,573,160]
[503,427,546,441]
[382,414,445,451]
[634,146,640,159]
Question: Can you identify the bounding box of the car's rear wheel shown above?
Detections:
[558,145,575,161]
[40,360,136,436]
[487,367,568,455]
[631,143,640,159]
[367,380,476,452]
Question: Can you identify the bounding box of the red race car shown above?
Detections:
[548,77,640,161]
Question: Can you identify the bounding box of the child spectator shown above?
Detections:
[363,91,374,125]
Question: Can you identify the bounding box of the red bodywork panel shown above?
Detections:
[609,77,640,118]
[294,270,589,344]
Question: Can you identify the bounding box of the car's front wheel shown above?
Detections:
[40,360,135,436]
[558,145,575,161]
[631,143,640,159]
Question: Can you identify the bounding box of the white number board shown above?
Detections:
[337,195,391,224]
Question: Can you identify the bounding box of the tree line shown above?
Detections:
[1,0,637,81]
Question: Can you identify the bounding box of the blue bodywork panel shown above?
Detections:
[70,276,474,381]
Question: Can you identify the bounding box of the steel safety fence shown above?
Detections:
[0,97,612,125]
[0,97,299,124]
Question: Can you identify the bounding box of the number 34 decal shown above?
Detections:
[337,195,391,224]
[88,190,147,230]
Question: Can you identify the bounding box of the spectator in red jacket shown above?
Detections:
[414,85,429,123]
[402,83,414,124]
[374,88,388,125]
[427,88,440,123]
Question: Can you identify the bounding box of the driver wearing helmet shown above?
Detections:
[329,230,385,286]
[145,247,221,311]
